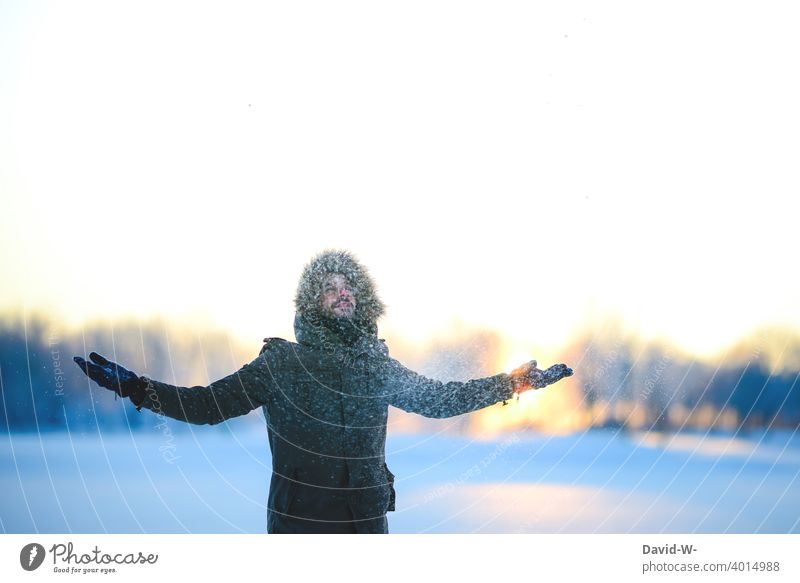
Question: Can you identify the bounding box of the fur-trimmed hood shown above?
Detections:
[294,249,386,331]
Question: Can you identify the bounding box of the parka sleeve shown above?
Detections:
[132,351,276,426]
[381,357,516,419]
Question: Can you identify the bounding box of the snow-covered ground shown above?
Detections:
[2,425,798,533]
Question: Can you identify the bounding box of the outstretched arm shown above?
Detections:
[135,358,273,425]
[74,351,274,426]
[382,358,573,419]
[383,359,513,418]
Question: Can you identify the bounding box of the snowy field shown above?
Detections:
[2,425,798,534]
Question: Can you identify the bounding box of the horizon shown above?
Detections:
[2,304,797,369]
[2,308,797,436]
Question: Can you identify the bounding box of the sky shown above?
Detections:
[1,0,798,361]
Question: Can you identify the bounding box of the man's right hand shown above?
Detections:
[73,352,145,400]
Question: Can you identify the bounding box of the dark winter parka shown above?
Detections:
[136,250,516,533]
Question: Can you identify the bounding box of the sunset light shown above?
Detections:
[1,0,798,549]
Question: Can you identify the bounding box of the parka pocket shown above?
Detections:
[269,468,299,516]
[383,463,396,512]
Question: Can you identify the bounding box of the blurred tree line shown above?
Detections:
[561,325,800,433]
[1,314,798,434]
[0,313,258,433]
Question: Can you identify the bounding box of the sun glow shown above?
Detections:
[469,348,587,436]
[2,0,799,378]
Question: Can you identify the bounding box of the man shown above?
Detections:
[74,250,573,533]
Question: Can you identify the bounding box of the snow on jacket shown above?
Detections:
[135,250,516,532]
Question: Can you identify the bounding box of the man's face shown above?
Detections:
[319,273,357,319]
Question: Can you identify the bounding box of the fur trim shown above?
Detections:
[294,249,386,327]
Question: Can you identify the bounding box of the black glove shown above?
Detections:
[73,352,146,401]
[511,360,573,392]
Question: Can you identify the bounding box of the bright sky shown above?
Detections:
[1,1,798,359]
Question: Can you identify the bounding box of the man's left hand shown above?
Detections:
[511,361,573,393]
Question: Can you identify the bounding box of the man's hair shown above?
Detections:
[294,249,386,327]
